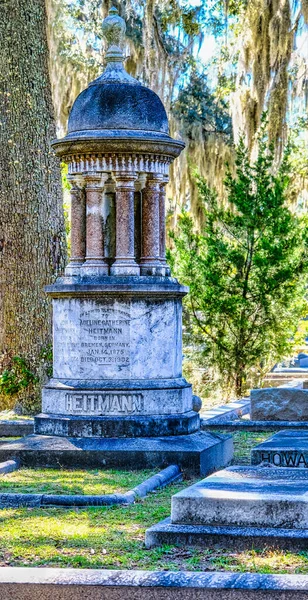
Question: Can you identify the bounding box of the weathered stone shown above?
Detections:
[34,411,200,438]
[1,567,308,600]
[0,420,34,437]
[49,287,185,384]
[0,459,20,475]
[251,387,308,421]
[14,7,234,472]
[0,431,233,474]
[146,466,308,550]
[145,518,308,551]
[170,466,308,529]
[251,430,308,468]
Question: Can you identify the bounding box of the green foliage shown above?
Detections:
[0,357,38,397]
[170,127,308,398]
[172,68,232,137]
[39,344,53,379]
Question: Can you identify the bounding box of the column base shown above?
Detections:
[81,260,109,276]
[140,259,166,276]
[110,262,140,276]
[65,261,84,277]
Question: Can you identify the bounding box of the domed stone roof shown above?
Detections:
[52,6,184,158]
[67,6,169,140]
[67,82,169,136]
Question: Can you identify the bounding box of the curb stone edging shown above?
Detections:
[0,464,181,508]
[0,568,308,599]
[0,420,34,437]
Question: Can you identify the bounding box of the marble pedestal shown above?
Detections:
[35,276,197,438]
[15,275,232,474]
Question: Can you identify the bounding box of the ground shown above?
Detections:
[0,430,307,573]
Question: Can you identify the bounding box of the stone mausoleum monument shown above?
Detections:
[0,7,232,473]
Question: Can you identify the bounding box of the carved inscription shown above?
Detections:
[260,451,308,468]
[80,306,130,367]
[65,393,144,415]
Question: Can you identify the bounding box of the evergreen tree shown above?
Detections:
[170,129,308,397]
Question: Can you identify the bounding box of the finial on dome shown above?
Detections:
[102,6,126,63]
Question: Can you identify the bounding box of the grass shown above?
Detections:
[0,431,306,573]
[0,410,32,421]
[0,468,158,495]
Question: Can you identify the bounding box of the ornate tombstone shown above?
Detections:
[30,7,232,472]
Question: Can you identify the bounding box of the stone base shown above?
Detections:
[145,518,308,551]
[42,378,193,419]
[251,430,308,468]
[146,466,308,549]
[34,411,200,438]
[0,431,233,474]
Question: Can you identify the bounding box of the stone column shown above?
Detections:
[159,176,170,276]
[83,173,109,275]
[134,174,146,263]
[102,176,116,266]
[65,175,86,276]
[140,173,164,276]
[110,172,140,276]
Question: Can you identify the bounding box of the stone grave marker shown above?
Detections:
[251,431,308,468]
[146,466,308,549]
[0,7,232,474]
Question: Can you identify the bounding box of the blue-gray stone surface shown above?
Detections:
[251,430,308,468]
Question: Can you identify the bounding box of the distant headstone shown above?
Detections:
[251,387,308,421]
[251,430,308,468]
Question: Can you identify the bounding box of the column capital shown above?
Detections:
[114,172,138,188]
[145,173,164,191]
[146,173,165,182]
[67,174,85,189]
[83,172,109,190]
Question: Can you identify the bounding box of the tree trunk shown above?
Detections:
[0,0,66,413]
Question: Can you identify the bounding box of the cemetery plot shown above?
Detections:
[0,434,306,571]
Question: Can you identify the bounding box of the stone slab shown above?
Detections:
[171,466,308,528]
[0,420,34,437]
[201,399,250,425]
[1,568,308,600]
[202,419,308,432]
[251,430,308,468]
[145,517,308,551]
[0,431,233,475]
[251,388,308,421]
[34,411,199,438]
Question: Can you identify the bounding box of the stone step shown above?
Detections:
[0,431,233,475]
[251,430,308,468]
[171,466,308,529]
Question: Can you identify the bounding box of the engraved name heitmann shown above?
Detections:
[65,393,144,415]
[260,451,308,467]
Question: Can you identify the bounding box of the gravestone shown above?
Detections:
[0,7,232,473]
[250,386,308,421]
[145,466,308,549]
[251,431,308,468]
